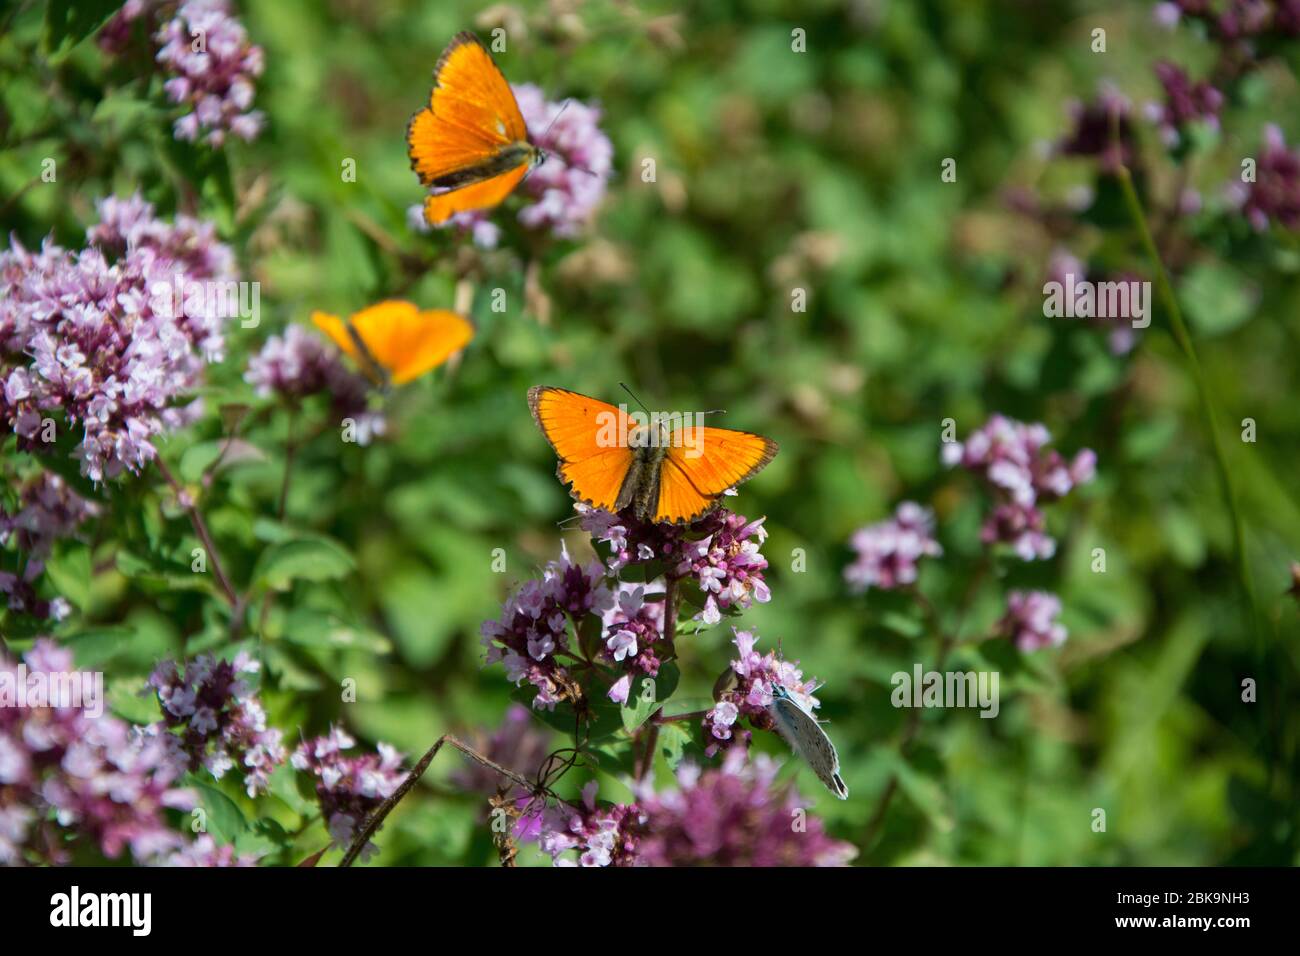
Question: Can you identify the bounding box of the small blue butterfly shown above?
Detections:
[767,683,848,800]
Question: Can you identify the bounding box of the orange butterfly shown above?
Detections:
[528,386,779,524]
[312,300,473,387]
[407,31,543,226]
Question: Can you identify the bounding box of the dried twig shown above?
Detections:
[338,734,538,867]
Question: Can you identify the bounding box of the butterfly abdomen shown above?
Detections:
[429,143,538,189]
[627,436,669,521]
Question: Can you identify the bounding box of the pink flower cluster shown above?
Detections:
[480,544,615,709]
[704,629,823,750]
[536,780,644,867]
[1228,124,1300,231]
[513,84,613,236]
[580,505,771,625]
[155,0,265,146]
[244,325,385,443]
[676,511,771,624]
[635,750,856,866]
[159,833,260,866]
[1000,589,1068,651]
[0,472,100,620]
[147,652,286,797]
[844,501,942,593]
[1155,0,1300,41]
[1144,61,1223,148]
[1056,85,1135,174]
[413,84,612,244]
[1,193,238,481]
[485,507,772,708]
[577,503,690,572]
[0,641,195,865]
[533,751,855,867]
[943,415,1096,560]
[291,728,405,861]
[602,584,667,704]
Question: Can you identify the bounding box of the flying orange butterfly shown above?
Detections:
[407,31,543,226]
[312,300,473,387]
[528,386,779,525]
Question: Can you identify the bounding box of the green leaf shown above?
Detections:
[254,536,355,591]
[43,543,92,609]
[44,0,120,60]
[280,607,392,654]
[193,781,248,844]
[235,818,290,858]
[657,723,691,770]
[267,762,313,815]
[878,611,925,639]
[620,662,680,732]
[509,685,624,742]
[114,549,217,595]
[65,626,134,669]
[1182,263,1256,337]
[106,676,160,724]
[179,439,267,482]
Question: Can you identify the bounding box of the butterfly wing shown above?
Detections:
[421,163,530,225]
[770,692,848,800]
[528,386,633,513]
[311,310,356,357]
[312,303,472,385]
[408,32,532,223]
[348,301,474,385]
[653,426,778,524]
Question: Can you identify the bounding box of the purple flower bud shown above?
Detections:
[1,194,237,481]
[1000,590,1069,651]
[147,652,287,797]
[244,325,385,443]
[291,730,405,862]
[0,640,195,864]
[844,501,943,592]
[533,750,854,866]
[944,415,1096,559]
[1237,124,1300,231]
[153,0,265,148]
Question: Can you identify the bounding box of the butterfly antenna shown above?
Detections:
[537,100,604,178]
[619,382,652,415]
[700,408,727,417]
[541,99,572,140]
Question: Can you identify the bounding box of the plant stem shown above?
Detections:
[1115,165,1262,651]
[338,734,537,867]
[154,455,239,608]
[663,575,679,646]
[277,403,298,521]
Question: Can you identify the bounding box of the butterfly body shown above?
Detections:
[528,386,778,525]
[768,683,848,800]
[408,32,540,224]
[426,141,542,190]
[613,423,671,521]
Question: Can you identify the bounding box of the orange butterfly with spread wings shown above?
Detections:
[528,386,779,525]
[312,300,473,387]
[407,31,543,226]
